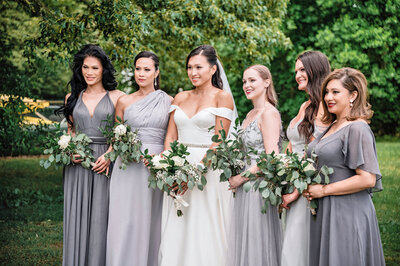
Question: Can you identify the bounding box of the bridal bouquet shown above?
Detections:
[102,116,142,170]
[203,122,252,183]
[145,141,208,216]
[40,128,95,170]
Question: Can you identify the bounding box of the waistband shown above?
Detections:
[89,136,108,145]
[179,142,211,148]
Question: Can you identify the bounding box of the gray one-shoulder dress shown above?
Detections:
[106,90,170,266]
[63,91,114,266]
[307,121,385,266]
[227,117,282,266]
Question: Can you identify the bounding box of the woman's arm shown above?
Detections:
[306,168,376,199]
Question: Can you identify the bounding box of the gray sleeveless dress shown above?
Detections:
[227,117,282,266]
[307,121,384,266]
[63,91,114,266]
[281,118,326,266]
[106,90,170,266]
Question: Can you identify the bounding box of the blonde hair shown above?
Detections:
[245,64,278,107]
[321,67,373,124]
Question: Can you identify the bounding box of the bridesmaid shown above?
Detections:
[304,68,385,265]
[280,51,331,266]
[228,65,282,266]
[58,44,124,266]
[106,51,172,266]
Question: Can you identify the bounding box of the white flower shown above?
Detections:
[152,155,169,169]
[58,135,71,150]
[172,156,185,167]
[114,124,127,135]
[162,150,171,157]
[304,163,316,172]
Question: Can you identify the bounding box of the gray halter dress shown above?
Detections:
[106,90,171,266]
[227,116,283,266]
[307,121,384,266]
[281,118,326,266]
[63,91,114,266]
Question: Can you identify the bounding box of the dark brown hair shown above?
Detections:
[321,68,373,124]
[297,51,331,142]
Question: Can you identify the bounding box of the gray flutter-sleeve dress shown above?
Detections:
[307,121,385,266]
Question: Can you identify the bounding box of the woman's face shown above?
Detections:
[242,68,269,101]
[295,59,308,91]
[82,56,103,86]
[134,57,159,89]
[187,55,216,88]
[324,79,356,118]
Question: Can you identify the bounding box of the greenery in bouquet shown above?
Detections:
[40,125,95,170]
[101,115,142,170]
[203,121,252,184]
[145,141,208,216]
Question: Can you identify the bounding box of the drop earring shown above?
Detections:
[350,99,354,108]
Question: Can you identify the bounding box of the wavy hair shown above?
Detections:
[57,44,117,127]
[297,51,331,142]
[321,68,373,124]
[186,45,223,89]
[134,51,160,90]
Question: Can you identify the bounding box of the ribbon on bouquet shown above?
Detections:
[170,191,189,210]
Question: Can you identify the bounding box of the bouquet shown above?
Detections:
[102,116,142,170]
[247,150,333,215]
[243,151,288,213]
[203,121,252,188]
[40,127,95,170]
[145,141,208,216]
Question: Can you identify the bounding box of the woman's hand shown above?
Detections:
[92,153,111,175]
[281,189,300,210]
[172,182,188,195]
[303,184,326,200]
[229,174,248,190]
[71,154,83,164]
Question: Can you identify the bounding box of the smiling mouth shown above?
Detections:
[327,103,335,108]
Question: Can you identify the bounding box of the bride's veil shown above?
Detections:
[217,59,239,136]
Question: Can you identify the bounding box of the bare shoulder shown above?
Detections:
[216,89,234,109]
[260,105,281,123]
[109,89,125,99]
[172,90,191,105]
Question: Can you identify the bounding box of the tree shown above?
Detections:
[271,0,400,135]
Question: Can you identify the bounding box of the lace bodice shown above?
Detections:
[170,105,234,145]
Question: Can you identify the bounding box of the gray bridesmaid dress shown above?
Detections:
[106,90,170,266]
[227,117,282,266]
[63,91,114,266]
[281,118,326,266]
[307,121,385,266]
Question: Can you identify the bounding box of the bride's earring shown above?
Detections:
[350,99,354,108]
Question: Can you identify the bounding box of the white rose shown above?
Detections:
[114,124,127,135]
[172,156,185,167]
[58,135,71,150]
[152,155,168,169]
[162,150,171,157]
[304,163,316,172]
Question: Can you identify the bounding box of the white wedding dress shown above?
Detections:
[159,105,234,266]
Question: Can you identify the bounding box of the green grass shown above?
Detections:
[0,142,399,265]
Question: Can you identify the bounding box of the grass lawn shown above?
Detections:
[0,141,399,265]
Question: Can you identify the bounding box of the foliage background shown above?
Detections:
[1,0,399,156]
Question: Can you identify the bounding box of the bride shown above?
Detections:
[159,45,236,266]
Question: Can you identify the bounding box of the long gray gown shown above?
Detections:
[281,118,326,266]
[307,121,385,266]
[63,91,114,266]
[227,117,282,266]
[106,90,170,266]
